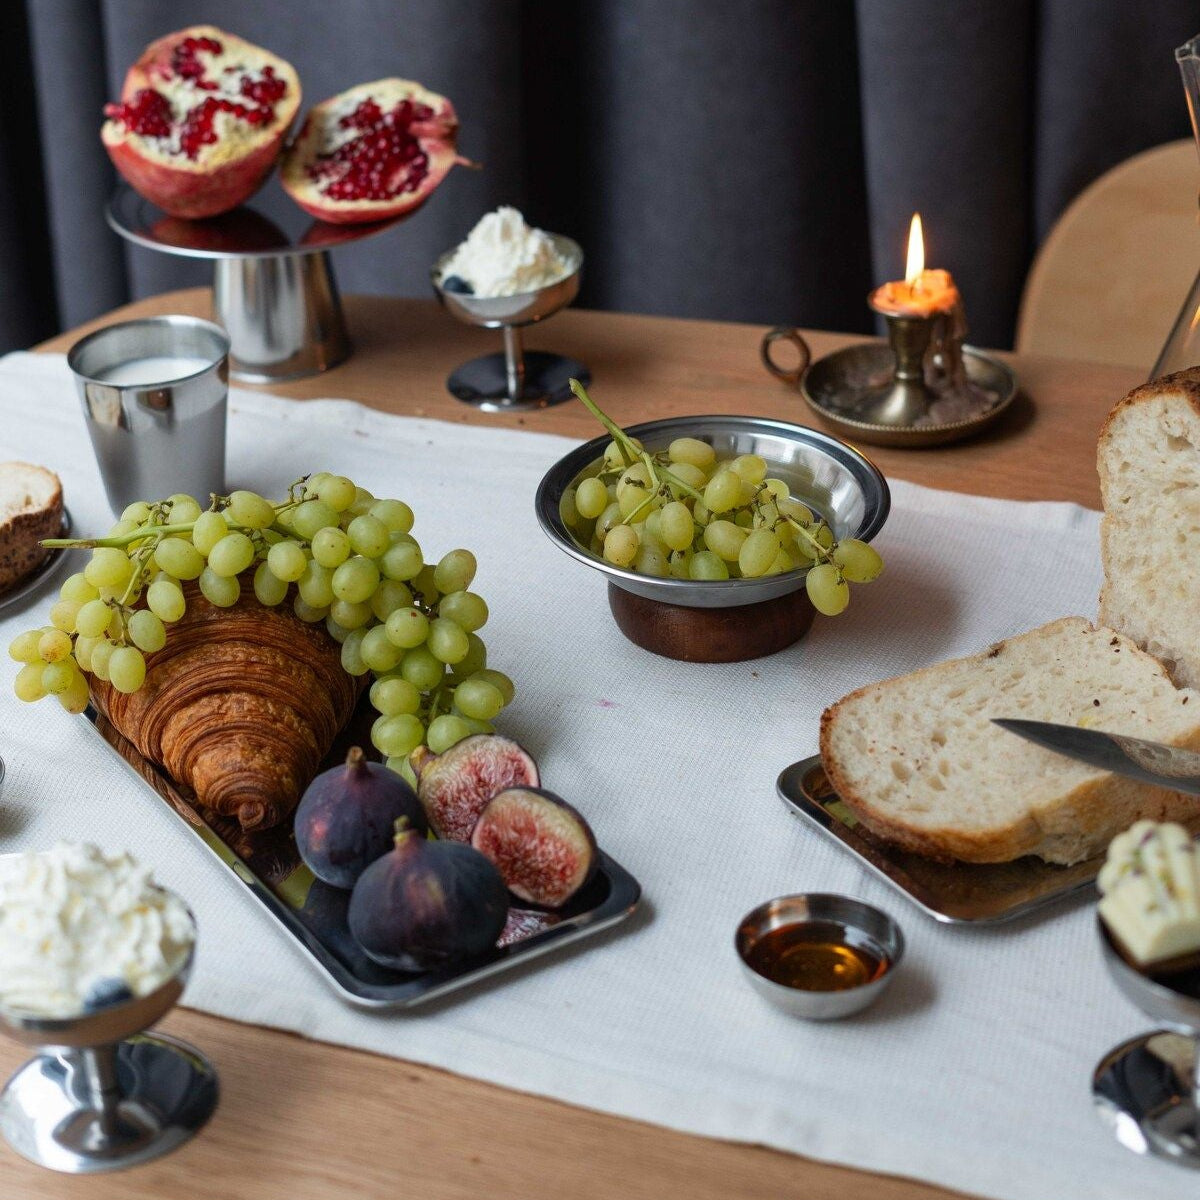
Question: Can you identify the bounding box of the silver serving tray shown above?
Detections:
[83,707,642,1008]
[777,756,1098,924]
[0,509,71,613]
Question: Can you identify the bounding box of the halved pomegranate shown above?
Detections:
[280,79,466,225]
[101,26,300,219]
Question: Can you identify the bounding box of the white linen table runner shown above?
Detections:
[0,351,1182,1200]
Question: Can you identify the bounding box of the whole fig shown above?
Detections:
[294,747,426,889]
[348,818,509,971]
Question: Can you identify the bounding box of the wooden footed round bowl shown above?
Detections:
[607,581,816,662]
[536,415,889,662]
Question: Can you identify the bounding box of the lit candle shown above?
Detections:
[869,214,960,317]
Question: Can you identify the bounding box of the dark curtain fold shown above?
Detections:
[0,1,1195,354]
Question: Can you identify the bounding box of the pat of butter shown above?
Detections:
[1098,821,1200,966]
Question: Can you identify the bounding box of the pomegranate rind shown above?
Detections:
[279,78,461,225]
[101,25,300,219]
[471,787,598,909]
[412,734,539,842]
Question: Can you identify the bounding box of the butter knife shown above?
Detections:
[992,718,1200,795]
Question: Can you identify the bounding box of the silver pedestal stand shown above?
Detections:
[0,943,217,1173]
[432,235,589,413]
[1095,921,1200,1167]
[107,185,405,383]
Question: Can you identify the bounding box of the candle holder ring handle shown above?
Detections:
[760,327,812,388]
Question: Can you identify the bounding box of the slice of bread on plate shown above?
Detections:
[819,617,1200,865]
[1099,366,1200,689]
[0,462,63,592]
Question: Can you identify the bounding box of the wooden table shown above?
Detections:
[2,292,1144,1200]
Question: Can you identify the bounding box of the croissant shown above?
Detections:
[90,585,359,831]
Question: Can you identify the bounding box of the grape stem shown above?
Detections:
[569,378,641,468]
[43,523,197,551]
[570,378,706,505]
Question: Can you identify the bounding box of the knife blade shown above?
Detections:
[991,718,1200,795]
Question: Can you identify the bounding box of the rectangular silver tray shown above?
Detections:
[85,707,642,1008]
[777,756,1098,924]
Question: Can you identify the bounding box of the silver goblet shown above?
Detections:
[431,235,588,413]
[0,923,218,1173]
[1094,919,1200,1167]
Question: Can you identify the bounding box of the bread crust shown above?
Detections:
[1097,366,1200,681]
[819,619,1200,865]
[1096,365,1200,448]
[0,463,63,592]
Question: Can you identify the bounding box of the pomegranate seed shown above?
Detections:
[309,96,434,201]
[104,89,173,139]
[108,39,286,158]
[171,36,223,84]
[240,65,286,106]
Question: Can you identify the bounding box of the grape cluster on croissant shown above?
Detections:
[90,584,358,831]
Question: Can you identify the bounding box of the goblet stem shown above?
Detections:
[79,1044,122,1139]
[502,326,526,402]
[1193,1035,1200,1138]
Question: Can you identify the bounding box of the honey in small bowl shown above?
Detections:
[743,920,889,992]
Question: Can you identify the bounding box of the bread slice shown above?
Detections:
[819,618,1200,865]
[0,462,63,592]
[1099,366,1200,689]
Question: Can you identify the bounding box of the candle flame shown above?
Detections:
[905,213,924,285]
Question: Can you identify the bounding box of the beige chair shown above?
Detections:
[1015,139,1200,371]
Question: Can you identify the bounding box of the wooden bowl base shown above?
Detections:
[607,583,816,662]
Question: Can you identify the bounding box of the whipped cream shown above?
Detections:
[0,843,194,1018]
[440,207,571,297]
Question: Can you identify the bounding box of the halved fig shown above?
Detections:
[411,734,538,842]
[471,787,597,908]
[497,907,561,948]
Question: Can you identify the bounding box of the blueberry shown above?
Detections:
[441,274,474,295]
[83,977,134,1011]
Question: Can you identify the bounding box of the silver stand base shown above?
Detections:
[1094,1030,1200,1167]
[447,351,588,414]
[213,250,350,384]
[0,1033,218,1173]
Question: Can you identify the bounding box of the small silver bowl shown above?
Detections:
[1093,918,1200,1166]
[0,908,218,1173]
[536,415,889,610]
[432,234,582,327]
[735,893,904,1021]
[431,234,587,412]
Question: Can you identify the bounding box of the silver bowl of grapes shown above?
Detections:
[535,415,889,612]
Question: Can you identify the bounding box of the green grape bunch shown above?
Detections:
[559,381,883,616]
[8,474,516,771]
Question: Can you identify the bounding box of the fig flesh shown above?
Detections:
[498,907,561,948]
[412,734,539,842]
[294,746,426,889]
[471,787,597,908]
[348,819,508,971]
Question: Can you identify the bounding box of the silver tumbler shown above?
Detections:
[68,316,230,514]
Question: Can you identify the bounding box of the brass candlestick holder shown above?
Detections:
[852,296,968,427]
[761,292,1016,449]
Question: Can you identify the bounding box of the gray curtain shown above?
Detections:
[2,0,1196,354]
